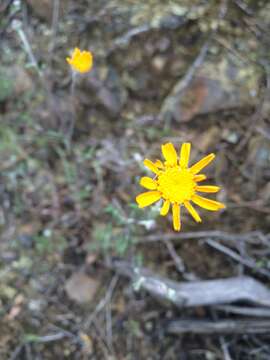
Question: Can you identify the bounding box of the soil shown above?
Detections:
[1,0,270,359]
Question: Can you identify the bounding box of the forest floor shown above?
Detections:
[1,0,270,359]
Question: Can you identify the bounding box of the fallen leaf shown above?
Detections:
[79,332,93,355]
[65,272,99,304]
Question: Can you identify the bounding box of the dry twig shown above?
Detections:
[205,239,270,278]
[111,260,270,308]
[215,305,270,318]
[138,230,269,244]
[83,275,119,330]
[167,319,270,335]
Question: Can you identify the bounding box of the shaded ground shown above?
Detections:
[1,0,270,359]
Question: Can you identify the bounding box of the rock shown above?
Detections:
[0,285,16,300]
[12,66,33,95]
[0,66,33,102]
[162,55,261,122]
[81,67,127,117]
[28,298,47,313]
[195,126,220,152]
[17,234,33,248]
[152,56,167,73]
[26,0,68,21]
[65,272,99,304]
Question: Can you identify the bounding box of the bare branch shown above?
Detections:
[215,305,270,318]
[111,260,270,308]
[138,230,269,244]
[167,319,270,335]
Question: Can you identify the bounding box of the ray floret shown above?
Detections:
[66,48,93,73]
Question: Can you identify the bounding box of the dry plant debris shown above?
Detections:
[1,0,270,359]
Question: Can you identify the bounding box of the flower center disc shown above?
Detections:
[157,167,195,203]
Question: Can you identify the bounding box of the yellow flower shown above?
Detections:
[66,48,93,73]
[136,142,225,231]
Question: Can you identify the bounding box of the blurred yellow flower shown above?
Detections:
[136,142,225,231]
[66,48,93,73]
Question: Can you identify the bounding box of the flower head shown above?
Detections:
[136,142,225,231]
[66,48,93,73]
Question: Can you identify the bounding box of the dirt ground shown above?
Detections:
[1,0,270,359]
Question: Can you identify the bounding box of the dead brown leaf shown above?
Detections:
[65,272,99,304]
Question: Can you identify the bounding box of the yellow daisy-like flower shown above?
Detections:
[66,48,93,73]
[136,142,225,231]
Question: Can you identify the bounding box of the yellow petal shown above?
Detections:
[154,159,164,169]
[191,194,225,211]
[143,159,160,175]
[160,199,170,216]
[196,185,220,193]
[161,143,178,166]
[179,143,191,168]
[140,177,157,190]
[190,153,215,174]
[194,174,207,182]
[67,48,93,73]
[136,191,161,208]
[172,203,181,231]
[184,201,202,223]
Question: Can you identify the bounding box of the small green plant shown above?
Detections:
[34,231,67,255]
[90,201,159,256]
